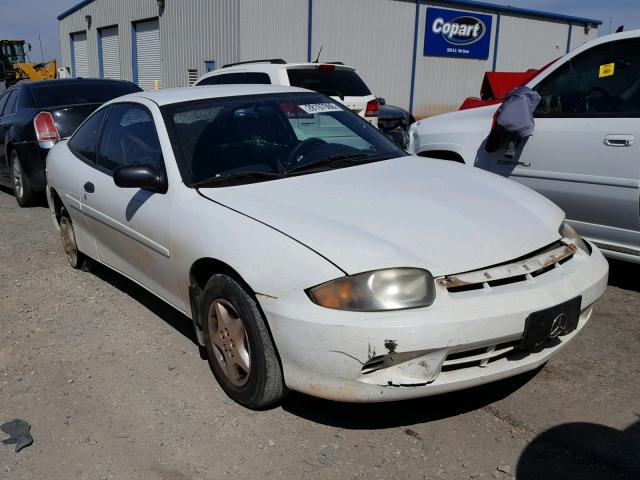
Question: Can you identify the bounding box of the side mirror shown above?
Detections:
[113,164,167,194]
[377,97,386,106]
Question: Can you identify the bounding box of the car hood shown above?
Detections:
[199,157,564,276]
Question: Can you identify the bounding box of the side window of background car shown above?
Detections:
[97,104,163,173]
[197,72,271,85]
[68,108,108,162]
[535,38,640,116]
[0,92,10,116]
[2,90,18,116]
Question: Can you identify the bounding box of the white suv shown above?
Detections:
[194,59,379,127]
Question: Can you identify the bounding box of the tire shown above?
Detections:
[59,207,86,269]
[202,274,286,409]
[10,150,37,207]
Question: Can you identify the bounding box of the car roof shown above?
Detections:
[21,78,138,89]
[114,84,314,106]
[196,62,356,82]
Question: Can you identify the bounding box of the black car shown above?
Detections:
[377,98,415,149]
[0,78,141,206]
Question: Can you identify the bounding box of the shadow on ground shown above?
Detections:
[281,368,540,429]
[86,259,200,347]
[607,258,639,292]
[517,419,640,480]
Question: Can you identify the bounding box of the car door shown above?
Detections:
[0,89,18,185]
[484,37,640,252]
[79,101,181,307]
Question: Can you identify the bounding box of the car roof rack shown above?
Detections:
[221,58,287,68]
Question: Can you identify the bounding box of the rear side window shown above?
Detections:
[286,68,371,97]
[97,104,162,173]
[197,72,271,85]
[2,90,18,115]
[68,108,108,162]
[29,82,141,107]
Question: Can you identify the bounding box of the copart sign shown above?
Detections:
[424,7,493,59]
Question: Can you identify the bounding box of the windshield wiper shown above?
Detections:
[193,171,284,188]
[285,153,375,174]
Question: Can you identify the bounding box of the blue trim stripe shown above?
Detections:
[566,23,573,53]
[97,28,104,78]
[131,23,138,85]
[307,0,313,62]
[492,11,501,71]
[408,0,420,114]
[57,0,95,20]
[69,35,76,78]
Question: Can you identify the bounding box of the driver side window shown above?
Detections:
[534,38,640,117]
[97,103,163,173]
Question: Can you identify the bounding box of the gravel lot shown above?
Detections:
[0,186,638,480]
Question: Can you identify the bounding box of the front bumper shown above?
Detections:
[259,245,608,402]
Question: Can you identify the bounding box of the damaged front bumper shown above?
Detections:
[258,244,608,402]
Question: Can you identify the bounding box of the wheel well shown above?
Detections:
[49,188,64,224]
[189,258,253,294]
[417,150,465,163]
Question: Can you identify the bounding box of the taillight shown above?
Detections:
[365,99,379,118]
[34,111,60,145]
[317,64,335,72]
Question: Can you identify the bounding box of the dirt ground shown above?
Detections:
[0,187,638,480]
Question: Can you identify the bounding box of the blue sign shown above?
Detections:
[424,7,493,59]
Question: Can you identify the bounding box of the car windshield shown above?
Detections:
[162,93,405,186]
[286,68,371,98]
[29,82,141,107]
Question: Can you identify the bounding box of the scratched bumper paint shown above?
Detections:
[258,245,608,402]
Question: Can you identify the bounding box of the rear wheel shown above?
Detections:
[59,207,86,269]
[202,274,286,409]
[11,150,36,207]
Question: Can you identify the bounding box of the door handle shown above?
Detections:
[603,134,635,147]
[83,182,95,193]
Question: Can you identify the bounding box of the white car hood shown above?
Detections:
[200,157,564,276]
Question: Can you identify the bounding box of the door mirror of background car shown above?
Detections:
[377,97,386,106]
[113,164,167,194]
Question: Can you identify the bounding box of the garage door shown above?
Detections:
[100,27,120,80]
[134,19,161,90]
[71,32,89,78]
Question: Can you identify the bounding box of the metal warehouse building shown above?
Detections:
[58,0,601,117]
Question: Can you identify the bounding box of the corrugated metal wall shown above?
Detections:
[412,2,498,117]
[239,0,308,62]
[160,0,239,87]
[495,14,568,71]
[311,0,415,108]
[58,0,599,114]
[59,0,159,83]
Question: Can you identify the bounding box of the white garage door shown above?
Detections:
[135,19,161,90]
[100,27,120,80]
[71,32,89,78]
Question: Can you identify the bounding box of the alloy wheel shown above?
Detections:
[11,156,23,200]
[208,299,251,387]
[59,216,79,266]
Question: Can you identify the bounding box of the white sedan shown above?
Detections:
[46,85,608,408]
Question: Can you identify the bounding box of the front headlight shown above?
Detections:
[559,222,590,254]
[307,268,436,311]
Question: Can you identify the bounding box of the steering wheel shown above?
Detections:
[285,138,327,166]
[587,86,611,112]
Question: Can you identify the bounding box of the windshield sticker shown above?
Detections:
[599,63,615,78]
[298,103,343,114]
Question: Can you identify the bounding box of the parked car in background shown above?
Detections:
[378,98,415,148]
[194,59,380,127]
[46,85,607,408]
[0,78,141,206]
[408,30,640,264]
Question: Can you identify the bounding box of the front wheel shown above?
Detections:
[11,150,36,207]
[202,274,286,409]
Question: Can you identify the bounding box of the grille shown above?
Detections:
[439,241,576,293]
[441,341,520,372]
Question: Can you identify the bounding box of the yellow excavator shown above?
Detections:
[1,40,57,88]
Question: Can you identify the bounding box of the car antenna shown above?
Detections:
[313,46,323,64]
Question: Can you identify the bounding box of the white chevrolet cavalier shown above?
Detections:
[46,85,608,408]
